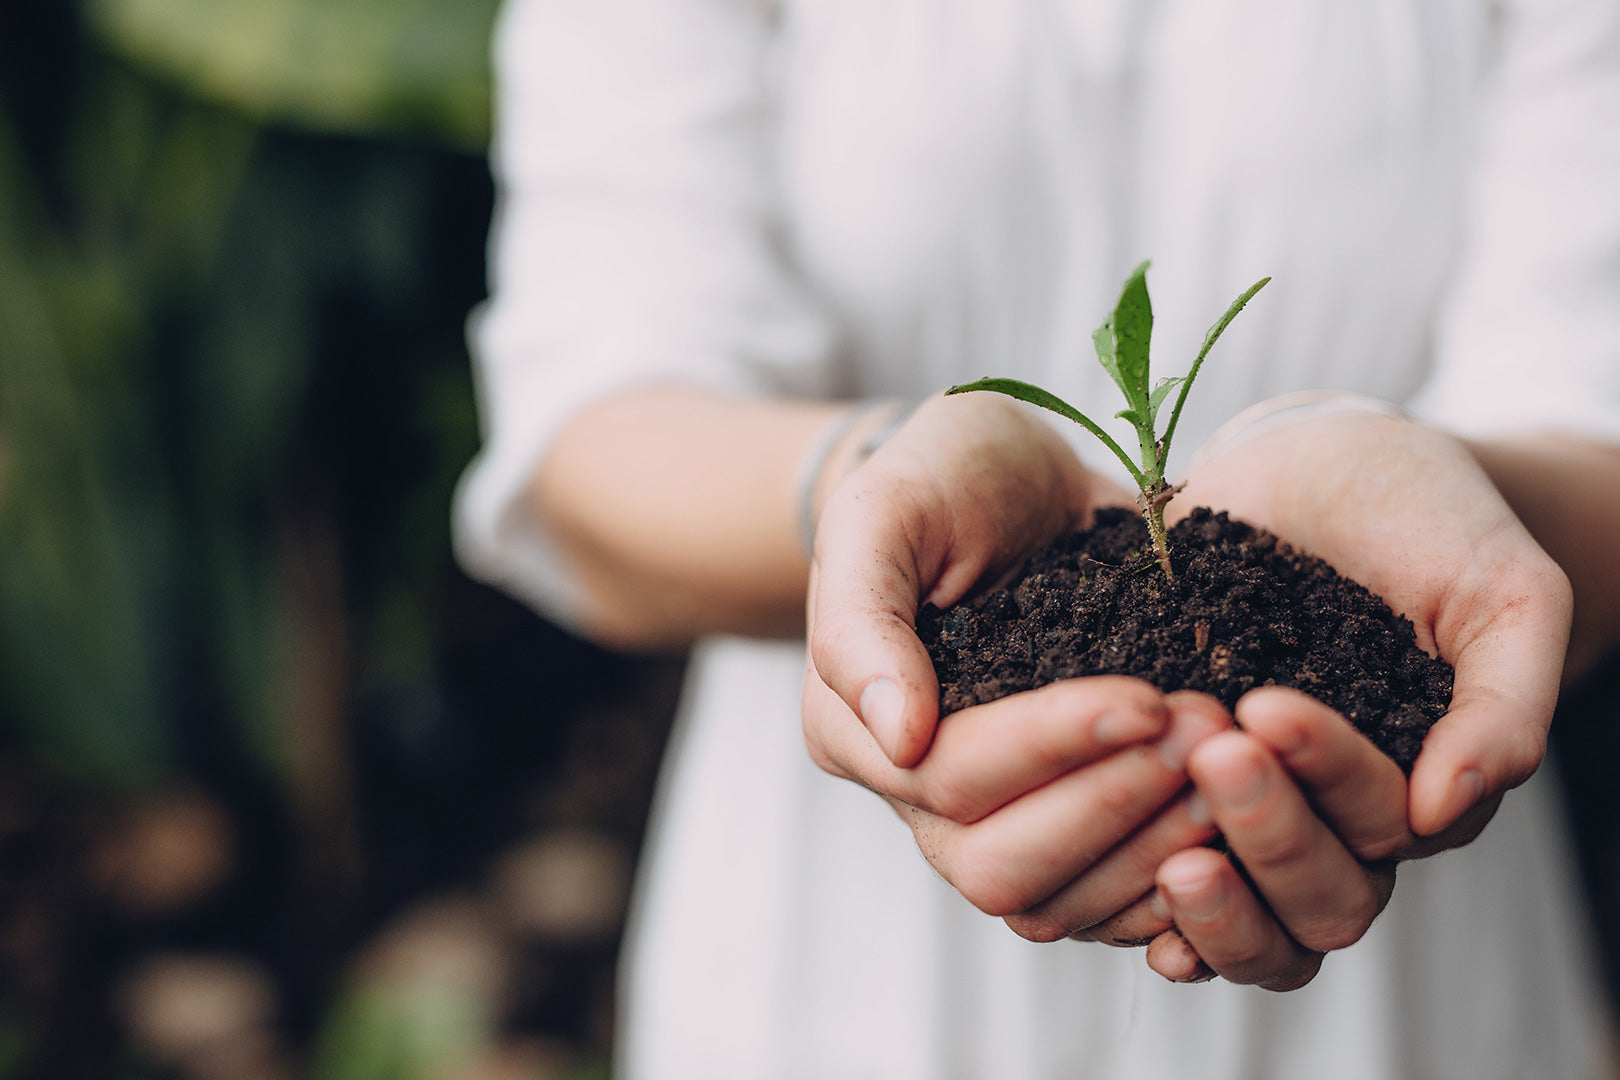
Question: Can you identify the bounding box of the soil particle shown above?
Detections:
[917,507,1453,771]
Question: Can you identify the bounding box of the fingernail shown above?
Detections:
[1184,791,1213,828]
[1149,888,1172,922]
[1094,708,1164,748]
[1207,751,1267,810]
[1162,867,1226,921]
[1445,767,1486,826]
[860,678,905,758]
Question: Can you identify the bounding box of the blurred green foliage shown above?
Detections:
[312,981,491,1080]
[86,0,500,150]
[0,4,649,1076]
[0,72,248,784]
[0,1017,25,1077]
[0,0,493,787]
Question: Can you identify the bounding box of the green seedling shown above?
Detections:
[947,261,1269,580]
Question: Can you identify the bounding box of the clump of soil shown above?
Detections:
[916,507,1453,771]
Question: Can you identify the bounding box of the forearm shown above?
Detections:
[532,385,883,649]
[1466,433,1620,685]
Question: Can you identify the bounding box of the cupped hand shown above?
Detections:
[1144,689,1405,989]
[802,392,1229,934]
[1140,402,1573,988]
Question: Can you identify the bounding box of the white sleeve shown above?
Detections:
[1413,0,1620,444]
[453,0,836,628]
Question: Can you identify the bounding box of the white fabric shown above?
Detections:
[627,638,1606,1080]
[455,0,1620,1076]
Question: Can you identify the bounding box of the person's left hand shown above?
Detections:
[1126,401,1573,990]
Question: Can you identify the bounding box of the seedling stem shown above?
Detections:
[947,262,1269,579]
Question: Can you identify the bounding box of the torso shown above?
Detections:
[771,0,1494,465]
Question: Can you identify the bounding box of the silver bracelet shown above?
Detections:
[1192,390,1410,468]
[794,399,912,558]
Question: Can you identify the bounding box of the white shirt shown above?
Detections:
[456,1,1620,1076]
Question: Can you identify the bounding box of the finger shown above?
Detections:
[896,677,1170,821]
[807,504,944,767]
[800,657,871,782]
[1187,731,1391,953]
[1234,687,1412,860]
[1145,930,1215,983]
[1409,551,1570,836]
[897,695,1231,917]
[803,674,1172,820]
[1155,848,1325,991]
[1008,789,1218,943]
[1067,893,1170,947]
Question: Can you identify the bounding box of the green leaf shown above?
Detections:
[946,378,1144,485]
[1091,323,1127,401]
[1148,376,1184,427]
[1095,261,1153,419]
[1159,275,1272,466]
[1194,276,1273,372]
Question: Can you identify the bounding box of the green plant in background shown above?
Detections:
[86,0,500,149]
[313,980,491,1080]
[948,262,1269,579]
[0,74,252,783]
[0,3,606,1076]
[0,0,495,788]
[0,0,508,1074]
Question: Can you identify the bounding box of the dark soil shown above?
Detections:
[917,507,1453,771]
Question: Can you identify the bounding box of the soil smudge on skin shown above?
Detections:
[916,507,1453,771]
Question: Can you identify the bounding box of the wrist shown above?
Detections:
[796,399,916,557]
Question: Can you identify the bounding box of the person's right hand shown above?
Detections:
[1137,403,1576,990]
[802,392,1230,937]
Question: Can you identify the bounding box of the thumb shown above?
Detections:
[1407,563,1569,836]
[807,500,942,769]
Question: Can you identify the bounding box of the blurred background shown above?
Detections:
[0,1,685,1077]
[1,2,1619,1079]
